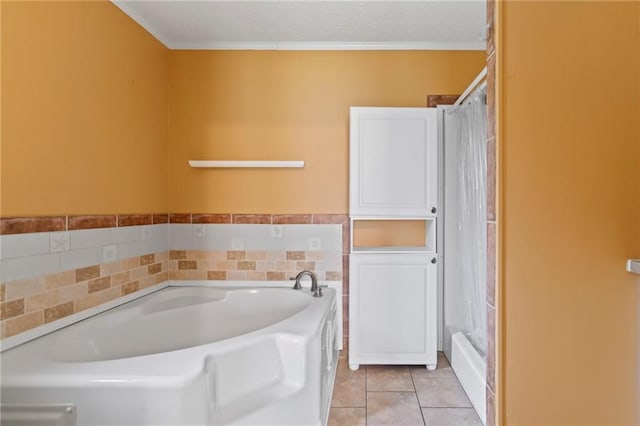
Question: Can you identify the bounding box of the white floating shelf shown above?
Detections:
[626,259,640,275]
[189,160,304,168]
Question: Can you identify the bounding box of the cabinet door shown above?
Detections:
[349,254,437,366]
[350,107,438,217]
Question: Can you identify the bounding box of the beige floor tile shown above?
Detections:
[331,376,366,407]
[433,352,451,368]
[331,351,479,424]
[413,377,473,408]
[336,354,366,378]
[410,364,456,379]
[328,407,366,426]
[421,408,482,425]
[439,352,450,365]
[410,354,455,378]
[367,392,425,426]
[410,352,452,377]
[367,365,414,391]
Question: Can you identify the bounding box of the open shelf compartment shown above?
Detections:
[350,217,436,254]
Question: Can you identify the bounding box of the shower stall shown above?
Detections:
[439,69,488,424]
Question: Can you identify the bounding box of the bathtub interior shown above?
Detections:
[48,286,313,362]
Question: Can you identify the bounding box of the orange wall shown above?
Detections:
[168,51,485,214]
[352,220,427,248]
[1,1,168,216]
[500,2,640,424]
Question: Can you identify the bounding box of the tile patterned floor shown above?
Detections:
[329,352,482,426]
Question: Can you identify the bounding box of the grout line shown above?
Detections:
[409,357,422,425]
[411,365,428,425]
[364,361,368,425]
[418,402,427,425]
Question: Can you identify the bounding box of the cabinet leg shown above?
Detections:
[349,363,360,371]
[426,363,437,371]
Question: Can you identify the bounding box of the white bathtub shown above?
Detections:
[0,282,341,426]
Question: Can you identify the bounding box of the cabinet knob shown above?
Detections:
[431,257,437,264]
[431,207,437,214]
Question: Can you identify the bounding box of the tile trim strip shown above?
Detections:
[0,217,66,235]
[1,213,349,234]
[68,215,117,230]
[118,214,153,227]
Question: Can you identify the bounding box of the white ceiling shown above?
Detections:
[112,1,486,50]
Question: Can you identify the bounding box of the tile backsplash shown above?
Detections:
[0,225,167,282]
[167,222,342,281]
[169,223,341,251]
[167,249,342,282]
[0,214,346,340]
[1,251,168,339]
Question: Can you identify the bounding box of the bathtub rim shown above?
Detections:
[0,279,343,353]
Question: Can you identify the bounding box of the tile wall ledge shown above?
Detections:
[1,213,349,234]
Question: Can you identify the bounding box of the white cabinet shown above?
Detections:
[349,107,438,217]
[348,254,437,369]
[348,106,439,370]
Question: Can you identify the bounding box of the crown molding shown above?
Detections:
[167,41,485,51]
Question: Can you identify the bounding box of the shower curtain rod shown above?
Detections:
[453,67,488,107]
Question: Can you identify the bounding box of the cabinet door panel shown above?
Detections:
[360,118,427,206]
[349,254,437,366]
[359,264,427,354]
[350,107,437,217]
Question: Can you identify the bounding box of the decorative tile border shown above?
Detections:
[0,216,66,235]
[118,214,153,227]
[273,214,312,224]
[192,214,230,224]
[1,213,349,233]
[167,249,342,282]
[68,215,117,230]
[0,214,171,235]
[170,213,347,227]
[152,214,169,224]
[169,213,192,223]
[233,214,271,224]
[0,252,168,339]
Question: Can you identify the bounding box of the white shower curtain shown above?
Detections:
[448,86,487,358]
